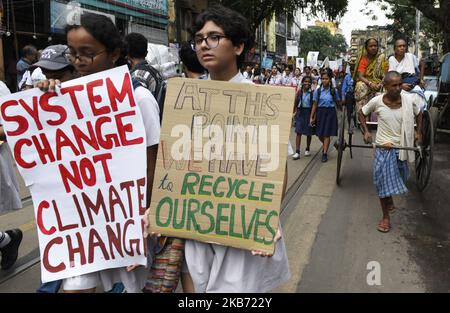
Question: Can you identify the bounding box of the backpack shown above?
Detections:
[131,61,167,122]
[296,89,313,109]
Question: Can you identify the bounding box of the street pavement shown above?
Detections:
[1,128,449,292]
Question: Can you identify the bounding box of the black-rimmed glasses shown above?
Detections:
[64,48,107,64]
[190,34,227,51]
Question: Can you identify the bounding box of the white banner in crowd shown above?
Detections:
[307,51,319,67]
[0,66,148,282]
[296,58,305,70]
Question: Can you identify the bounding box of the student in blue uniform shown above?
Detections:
[293,76,314,160]
[310,69,342,162]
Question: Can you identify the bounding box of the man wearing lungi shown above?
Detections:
[359,71,423,233]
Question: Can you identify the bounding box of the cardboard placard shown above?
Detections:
[0,66,147,282]
[149,78,295,254]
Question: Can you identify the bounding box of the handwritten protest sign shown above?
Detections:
[149,78,295,254]
[0,66,147,282]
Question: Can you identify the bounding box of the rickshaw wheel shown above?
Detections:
[415,110,434,192]
[336,108,346,185]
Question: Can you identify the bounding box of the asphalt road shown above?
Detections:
[1,131,449,293]
[297,132,450,292]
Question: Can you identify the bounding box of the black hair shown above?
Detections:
[124,33,148,59]
[190,5,254,69]
[179,41,206,74]
[320,68,334,79]
[65,12,122,53]
[383,70,401,83]
[364,38,379,49]
[394,37,408,47]
[301,75,312,83]
[22,45,37,57]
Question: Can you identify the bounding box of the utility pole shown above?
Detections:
[175,0,182,44]
[10,0,19,60]
[415,8,421,57]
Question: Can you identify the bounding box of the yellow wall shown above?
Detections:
[315,20,337,35]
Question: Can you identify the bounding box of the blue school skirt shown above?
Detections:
[295,108,314,136]
[316,107,338,137]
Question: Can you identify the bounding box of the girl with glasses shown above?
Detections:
[181,5,291,293]
[38,12,160,293]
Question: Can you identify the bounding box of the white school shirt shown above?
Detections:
[134,86,161,147]
[389,52,419,75]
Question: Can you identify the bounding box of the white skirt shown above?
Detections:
[0,143,22,213]
[184,227,291,293]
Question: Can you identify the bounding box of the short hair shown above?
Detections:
[22,45,37,57]
[320,68,333,79]
[190,5,254,69]
[394,38,408,48]
[65,13,122,53]
[124,33,148,59]
[383,71,401,84]
[179,41,205,74]
[301,75,312,83]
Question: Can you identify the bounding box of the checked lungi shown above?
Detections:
[373,148,409,198]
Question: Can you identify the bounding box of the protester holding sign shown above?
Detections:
[33,12,160,293]
[177,5,290,293]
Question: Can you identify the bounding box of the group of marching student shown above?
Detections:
[292,65,354,163]
[0,5,292,293]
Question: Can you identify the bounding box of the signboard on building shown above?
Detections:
[50,0,115,33]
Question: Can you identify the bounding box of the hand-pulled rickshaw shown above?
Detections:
[429,53,450,138]
[335,74,434,192]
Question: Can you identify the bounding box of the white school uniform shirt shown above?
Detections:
[63,85,160,292]
[184,71,291,293]
[389,52,419,75]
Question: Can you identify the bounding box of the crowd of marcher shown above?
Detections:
[0,2,430,293]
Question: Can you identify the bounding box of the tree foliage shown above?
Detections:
[298,26,348,59]
[216,0,349,32]
[365,0,450,53]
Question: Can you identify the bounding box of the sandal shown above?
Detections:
[377,220,391,233]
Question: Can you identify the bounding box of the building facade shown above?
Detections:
[0,0,170,90]
[350,26,394,64]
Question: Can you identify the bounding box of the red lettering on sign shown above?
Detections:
[0,100,29,136]
[37,200,57,236]
[40,92,67,126]
[13,139,36,168]
[115,111,144,146]
[60,85,85,120]
[87,79,109,116]
[42,237,65,273]
[19,97,43,130]
[106,73,136,111]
